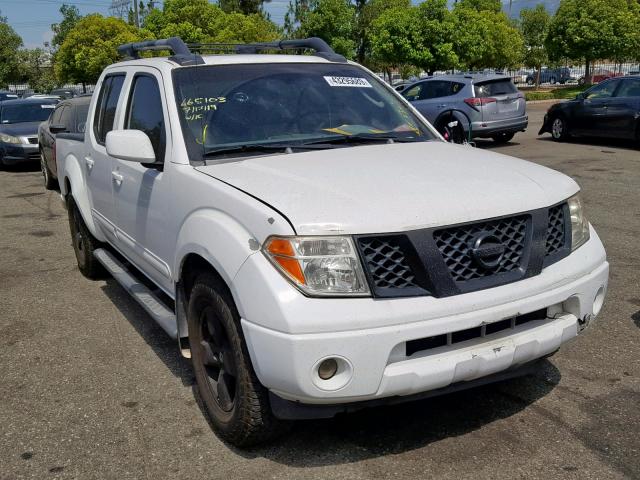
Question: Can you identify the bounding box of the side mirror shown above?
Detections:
[49,124,67,134]
[106,129,156,163]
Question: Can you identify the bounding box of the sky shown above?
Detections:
[3,0,558,49]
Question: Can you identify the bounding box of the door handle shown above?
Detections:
[437,104,447,108]
[84,156,94,171]
[111,171,123,186]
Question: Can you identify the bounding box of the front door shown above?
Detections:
[572,79,620,137]
[112,70,173,294]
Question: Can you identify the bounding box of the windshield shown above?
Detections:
[173,63,435,160]
[0,102,56,124]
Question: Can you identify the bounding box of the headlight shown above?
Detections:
[263,236,370,297]
[0,133,21,144]
[568,193,589,250]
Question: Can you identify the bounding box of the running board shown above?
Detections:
[93,248,178,339]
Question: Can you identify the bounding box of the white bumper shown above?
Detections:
[235,227,608,404]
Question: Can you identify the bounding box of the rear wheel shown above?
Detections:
[550,116,569,142]
[491,132,515,144]
[437,117,466,144]
[549,76,557,85]
[67,196,104,279]
[40,152,57,190]
[188,272,285,447]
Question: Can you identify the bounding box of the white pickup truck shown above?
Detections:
[56,37,609,446]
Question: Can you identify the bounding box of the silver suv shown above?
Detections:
[402,74,528,144]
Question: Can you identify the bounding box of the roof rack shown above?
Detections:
[117,36,347,66]
[117,37,205,66]
[199,37,348,63]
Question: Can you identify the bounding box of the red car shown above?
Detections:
[578,68,624,85]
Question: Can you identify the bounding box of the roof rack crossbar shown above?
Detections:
[117,37,204,66]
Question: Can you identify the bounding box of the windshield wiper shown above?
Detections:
[203,143,332,158]
[301,134,422,146]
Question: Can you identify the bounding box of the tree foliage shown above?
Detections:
[0,18,23,87]
[546,0,640,81]
[55,15,153,85]
[452,2,523,70]
[143,0,279,43]
[294,0,357,58]
[51,4,82,50]
[16,49,57,92]
[519,4,551,86]
[370,0,457,73]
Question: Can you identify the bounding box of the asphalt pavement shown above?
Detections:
[0,103,638,479]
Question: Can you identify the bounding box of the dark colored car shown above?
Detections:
[526,67,575,85]
[539,76,640,143]
[0,98,58,168]
[0,90,19,102]
[38,95,91,189]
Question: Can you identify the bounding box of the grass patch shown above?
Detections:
[524,85,588,102]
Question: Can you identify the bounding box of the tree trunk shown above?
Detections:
[82,82,86,94]
[536,67,541,90]
[585,59,591,86]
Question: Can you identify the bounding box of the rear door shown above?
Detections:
[406,80,462,123]
[87,73,126,243]
[474,78,524,123]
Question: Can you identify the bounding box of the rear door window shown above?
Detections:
[93,74,125,145]
[615,79,640,98]
[474,79,518,97]
[125,75,166,163]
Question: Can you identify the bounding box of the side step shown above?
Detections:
[94,248,178,339]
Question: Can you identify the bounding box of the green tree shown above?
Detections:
[16,48,57,92]
[519,4,551,88]
[455,0,501,13]
[55,15,153,89]
[51,4,82,50]
[144,0,279,44]
[546,0,640,84]
[370,0,457,75]
[452,2,523,70]
[0,17,23,87]
[295,0,357,58]
[219,0,271,15]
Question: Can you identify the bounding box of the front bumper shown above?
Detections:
[0,143,39,165]
[471,116,528,138]
[235,227,608,409]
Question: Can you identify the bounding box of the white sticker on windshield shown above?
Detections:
[324,76,372,88]
[41,104,55,109]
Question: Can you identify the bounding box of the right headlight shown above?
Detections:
[567,193,590,251]
[0,133,22,144]
[263,236,370,297]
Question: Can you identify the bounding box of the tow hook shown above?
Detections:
[578,314,592,332]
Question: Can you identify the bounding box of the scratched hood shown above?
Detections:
[195,141,579,235]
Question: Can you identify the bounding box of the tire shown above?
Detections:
[578,77,585,86]
[526,78,534,86]
[549,76,557,85]
[66,195,104,279]
[491,132,515,144]
[40,152,57,190]
[550,115,569,142]
[188,272,285,447]
[437,117,466,144]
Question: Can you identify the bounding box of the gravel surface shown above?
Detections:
[0,103,638,479]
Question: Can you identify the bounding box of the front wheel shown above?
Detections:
[188,272,285,447]
[491,132,515,144]
[550,116,569,142]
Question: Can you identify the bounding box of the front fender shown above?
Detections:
[60,154,105,242]
[174,208,266,315]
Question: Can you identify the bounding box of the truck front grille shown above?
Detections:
[355,203,571,298]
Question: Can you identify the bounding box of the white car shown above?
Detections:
[56,37,609,447]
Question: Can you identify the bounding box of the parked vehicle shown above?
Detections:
[50,88,78,99]
[402,74,527,143]
[539,76,640,143]
[38,95,91,189]
[578,69,624,86]
[0,98,57,167]
[510,70,531,85]
[57,37,608,447]
[0,90,19,102]
[526,67,575,85]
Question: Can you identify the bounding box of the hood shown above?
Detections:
[0,121,41,138]
[195,142,579,235]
